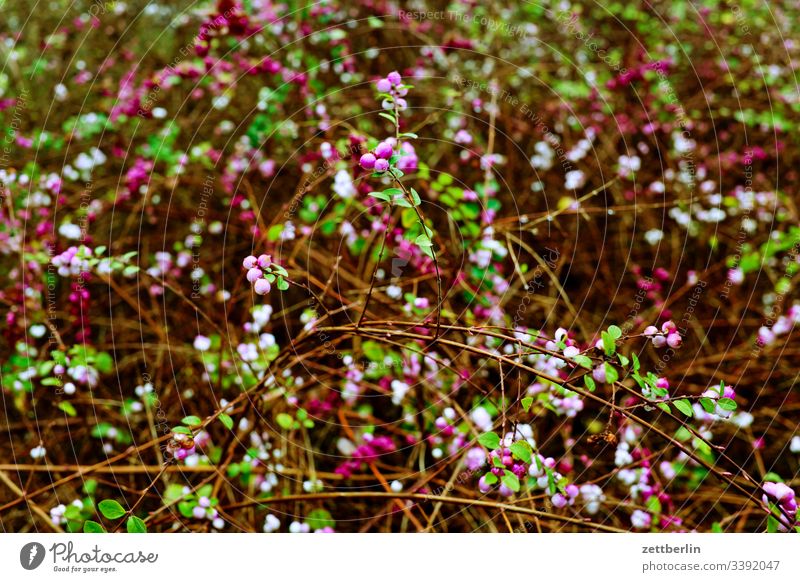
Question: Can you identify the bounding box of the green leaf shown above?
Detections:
[646,496,662,515]
[83,520,106,533]
[126,516,147,533]
[608,325,622,340]
[673,399,694,417]
[767,514,778,533]
[305,508,335,531]
[584,374,596,391]
[572,354,592,369]
[521,397,533,412]
[656,402,671,414]
[415,234,432,247]
[602,331,616,356]
[509,441,533,464]
[172,426,192,435]
[501,470,520,493]
[477,432,500,450]
[699,397,716,413]
[276,413,294,430]
[276,277,289,291]
[98,499,126,520]
[59,401,77,417]
[410,187,421,206]
[604,363,619,383]
[717,397,737,411]
[378,111,397,124]
[483,472,498,485]
[182,415,202,426]
[219,413,234,430]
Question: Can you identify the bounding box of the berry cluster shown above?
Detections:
[242,254,290,295]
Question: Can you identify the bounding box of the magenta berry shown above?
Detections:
[374,141,393,159]
[359,153,376,170]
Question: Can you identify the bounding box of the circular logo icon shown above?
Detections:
[20,542,46,570]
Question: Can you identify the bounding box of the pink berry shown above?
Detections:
[257,254,271,268]
[374,141,393,159]
[387,71,402,86]
[376,78,392,93]
[374,159,389,173]
[246,267,263,283]
[666,333,682,348]
[243,255,257,269]
[592,365,607,384]
[359,153,376,170]
[254,278,271,295]
[651,335,667,348]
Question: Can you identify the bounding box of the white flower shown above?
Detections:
[391,380,410,405]
[564,170,586,190]
[193,335,212,351]
[58,223,82,240]
[30,445,47,459]
[644,229,664,246]
[470,406,493,432]
[263,513,281,533]
[332,169,356,199]
[790,436,800,454]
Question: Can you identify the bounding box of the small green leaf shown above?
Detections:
[699,397,716,413]
[521,397,533,412]
[673,399,694,417]
[656,402,671,414]
[219,413,234,430]
[572,354,592,368]
[276,277,289,291]
[276,413,294,430]
[604,363,619,383]
[182,416,202,426]
[584,374,596,391]
[410,187,421,206]
[483,472,498,485]
[509,441,533,464]
[501,470,520,493]
[126,516,147,533]
[608,325,622,340]
[172,426,192,435]
[83,520,106,533]
[477,432,500,450]
[98,499,126,520]
[646,496,662,515]
[306,508,335,531]
[59,401,77,417]
[717,397,737,411]
[602,331,616,356]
